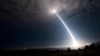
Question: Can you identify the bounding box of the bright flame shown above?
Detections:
[54,11,80,48]
[52,9,57,13]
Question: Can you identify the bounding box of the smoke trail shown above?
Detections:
[55,12,79,47]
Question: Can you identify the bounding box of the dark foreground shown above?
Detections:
[0,43,100,56]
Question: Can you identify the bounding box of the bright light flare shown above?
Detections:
[52,9,57,14]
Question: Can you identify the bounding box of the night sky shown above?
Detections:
[0,0,100,49]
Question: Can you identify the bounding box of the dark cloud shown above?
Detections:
[0,0,97,21]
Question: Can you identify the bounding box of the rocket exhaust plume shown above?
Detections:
[52,10,80,48]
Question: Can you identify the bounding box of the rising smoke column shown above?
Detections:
[52,10,80,48]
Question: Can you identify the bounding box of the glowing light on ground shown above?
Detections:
[51,9,80,49]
